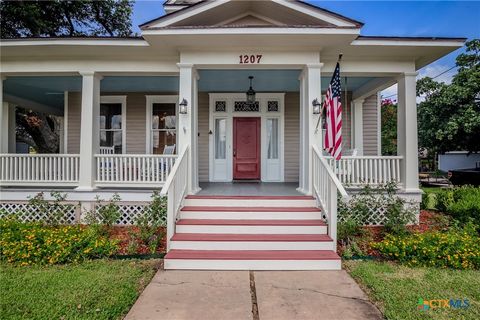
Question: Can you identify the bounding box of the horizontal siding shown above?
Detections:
[284,92,299,182]
[125,93,146,154]
[67,92,81,154]
[198,93,210,182]
[363,94,379,156]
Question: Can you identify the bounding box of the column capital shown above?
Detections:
[401,71,419,78]
[177,63,194,69]
[79,71,103,80]
[353,99,365,105]
[305,63,324,70]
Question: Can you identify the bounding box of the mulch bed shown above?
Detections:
[109,226,167,255]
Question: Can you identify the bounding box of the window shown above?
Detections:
[267,101,279,112]
[215,119,226,159]
[100,103,123,154]
[267,118,279,159]
[215,101,226,112]
[151,103,176,154]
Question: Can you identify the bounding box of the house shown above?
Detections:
[0,0,465,270]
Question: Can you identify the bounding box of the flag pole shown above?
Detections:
[314,53,343,135]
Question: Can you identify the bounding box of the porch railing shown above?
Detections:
[326,156,403,187]
[312,146,348,248]
[160,146,189,250]
[0,154,80,185]
[95,154,176,185]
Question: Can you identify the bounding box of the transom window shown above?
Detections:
[151,103,176,154]
[234,101,259,112]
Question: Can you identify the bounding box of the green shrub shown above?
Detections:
[84,194,122,236]
[373,223,480,269]
[24,192,77,225]
[0,217,118,266]
[131,191,167,254]
[435,186,480,225]
[339,182,416,235]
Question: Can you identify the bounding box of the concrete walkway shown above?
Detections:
[125,270,383,320]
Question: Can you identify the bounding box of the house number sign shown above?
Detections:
[239,54,263,64]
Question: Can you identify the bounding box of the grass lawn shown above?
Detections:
[345,260,480,320]
[0,258,160,320]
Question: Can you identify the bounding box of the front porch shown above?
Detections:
[0,68,415,194]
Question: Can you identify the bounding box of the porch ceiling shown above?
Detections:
[3,76,180,111]
[198,69,375,92]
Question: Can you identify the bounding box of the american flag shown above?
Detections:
[323,62,342,160]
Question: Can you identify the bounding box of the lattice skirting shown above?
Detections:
[0,201,155,226]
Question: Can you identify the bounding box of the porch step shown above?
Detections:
[164,249,341,270]
[167,195,338,270]
[179,206,322,220]
[170,233,335,250]
[175,219,327,234]
[183,196,316,208]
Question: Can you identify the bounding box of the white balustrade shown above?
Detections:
[0,154,80,185]
[95,154,176,185]
[327,156,403,186]
[160,146,189,250]
[312,146,349,248]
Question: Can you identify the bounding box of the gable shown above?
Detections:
[141,0,363,30]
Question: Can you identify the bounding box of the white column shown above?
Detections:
[306,63,323,195]
[352,99,364,156]
[177,63,198,193]
[76,72,102,191]
[297,71,307,193]
[0,76,8,154]
[397,72,419,191]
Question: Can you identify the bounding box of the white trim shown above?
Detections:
[208,93,285,183]
[271,0,357,27]
[377,91,382,156]
[142,28,360,36]
[63,91,69,153]
[0,39,149,47]
[351,39,465,47]
[100,95,127,154]
[145,95,179,154]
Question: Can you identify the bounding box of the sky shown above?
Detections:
[131,1,480,99]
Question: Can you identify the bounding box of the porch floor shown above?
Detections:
[198,182,302,196]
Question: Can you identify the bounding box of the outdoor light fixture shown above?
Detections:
[246,76,256,104]
[312,98,321,114]
[179,98,188,114]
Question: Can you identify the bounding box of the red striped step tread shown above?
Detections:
[176,219,326,226]
[165,249,340,260]
[171,233,333,242]
[186,195,315,200]
[181,206,321,212]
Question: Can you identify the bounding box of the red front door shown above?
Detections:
[233,117,261,180]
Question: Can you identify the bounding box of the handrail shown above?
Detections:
[160,145,189,250]
[160,146,188,197]
[312,146,348,198]
[312,145,349,249]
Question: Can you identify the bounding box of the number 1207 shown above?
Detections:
[239,55,262,64]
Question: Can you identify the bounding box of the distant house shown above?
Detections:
[439,151,480,172]
[0,0,465,270]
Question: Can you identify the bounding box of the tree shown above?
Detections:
[417,39,480,154]
[381,98,397,155]
[0,0,134,39]
[16,108,60,153]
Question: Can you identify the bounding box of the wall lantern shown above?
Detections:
[179,98,188,114]
[246,76,256,105]
[312,98,321,114]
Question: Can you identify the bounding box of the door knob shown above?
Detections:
[233,151,236,157]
